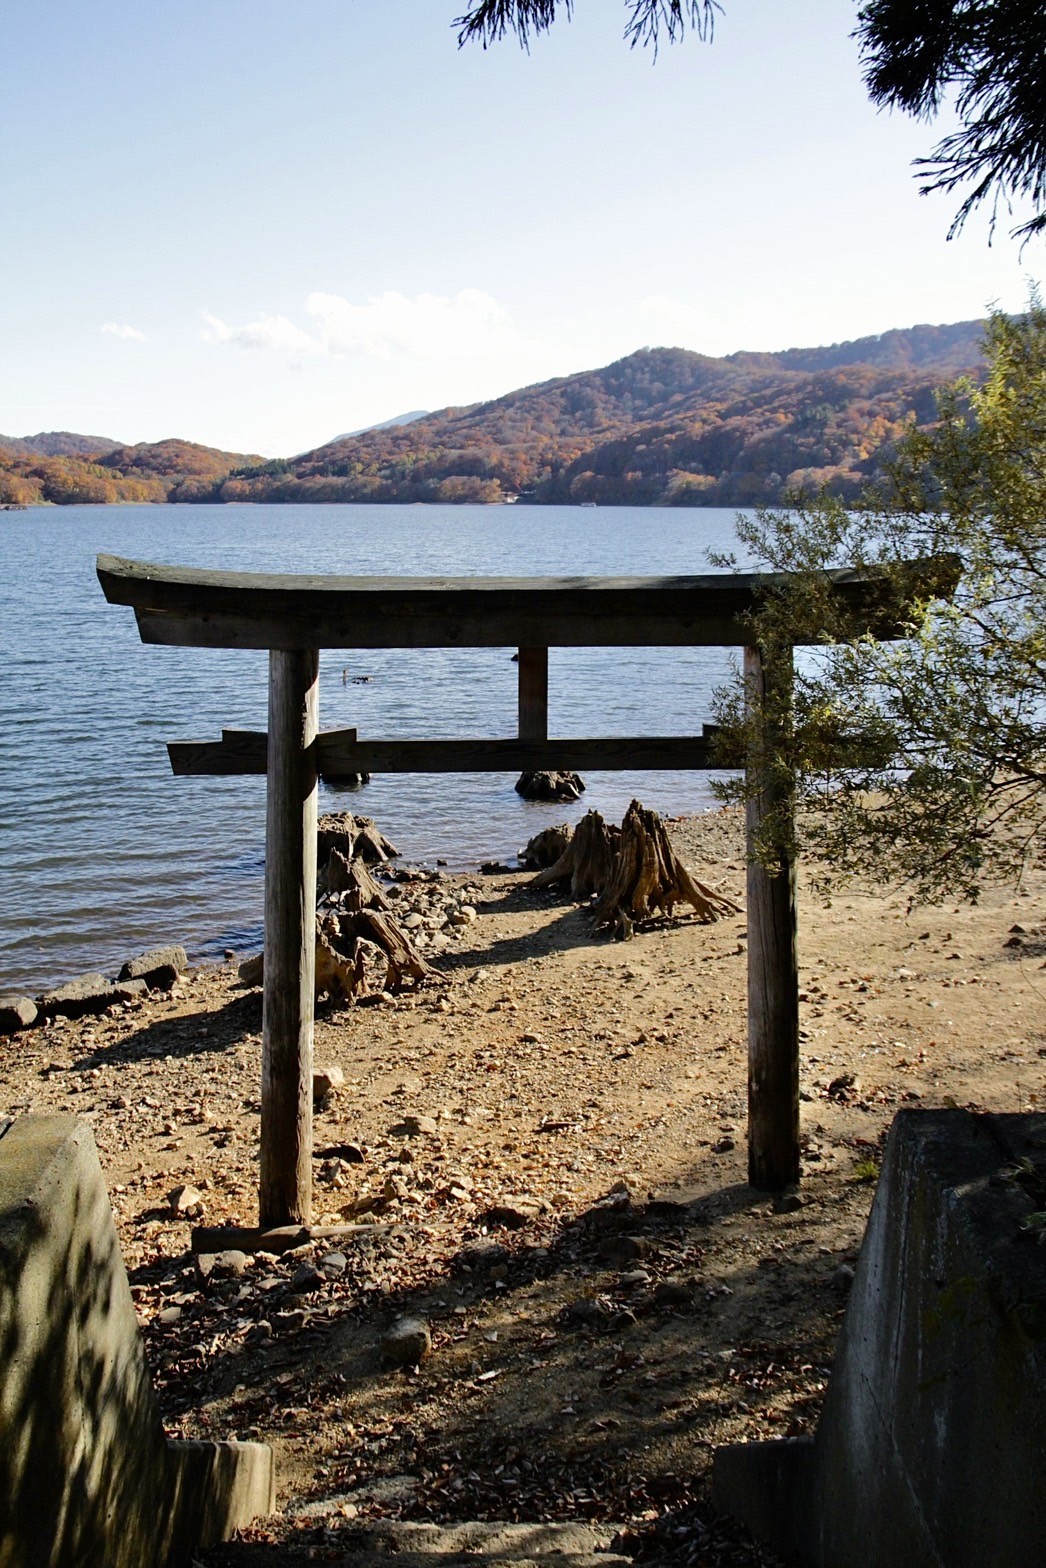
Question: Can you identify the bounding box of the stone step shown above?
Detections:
[290,1519,632,1566]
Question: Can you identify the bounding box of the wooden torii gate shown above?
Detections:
[98,553,951,1228]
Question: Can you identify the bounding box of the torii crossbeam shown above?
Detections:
[98,552,958,1226]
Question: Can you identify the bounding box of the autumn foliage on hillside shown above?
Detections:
[0,437,263,506]
[0,319,986,508]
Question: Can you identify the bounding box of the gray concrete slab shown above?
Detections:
[713,1108,1046,1567]
[0,1114,274,1567]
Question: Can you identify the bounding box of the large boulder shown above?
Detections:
[118,945,188,990]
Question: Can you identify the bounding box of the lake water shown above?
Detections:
[0,502,744,993]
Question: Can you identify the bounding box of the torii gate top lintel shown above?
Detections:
[96,552,955,651]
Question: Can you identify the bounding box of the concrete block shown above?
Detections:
[713,1109,1046,1568]
[0,1115,274,1567]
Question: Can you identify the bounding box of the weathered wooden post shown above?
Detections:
[517,646,549,740]
[744,642,800,1190]
[260,649,319,1227]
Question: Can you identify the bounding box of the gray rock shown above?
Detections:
[320,1252,347,1278]
[0,994,37,1032]
[773,1191,804,1214]
[382,1315,432,1365]
[196,1249,248,1283]
[828,1072,861,1102]
[195,1253,218,1284]
[482,1198,541,1229]
[653,1277,692,1307]
[563,1299,611,1328]
[274,1308,307,1334]
[117,945,187,987]
[313,1065,345,1104]
[597,1234,648,1265]
[168,1183,204,1215]
[238,952,263,986]
[289,1264,326,1294]
[390,1113,438,1137]
[39,973,133,1020]
[611,1308,639,1331]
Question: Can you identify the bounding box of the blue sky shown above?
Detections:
[2,0,1039,455]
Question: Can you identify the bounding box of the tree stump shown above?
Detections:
[591,800,739,939]
[317,812,398,868]
[243,906,440,1002]
[520,823,573,870]
[529,810,621,899]
[244,855,439,1001]
[321,770,371,788]
[325,849,390,908]
[515,770,586,802]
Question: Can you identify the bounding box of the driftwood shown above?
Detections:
[520,823,573,870]
[530,810,621,900]
[242,897,441,1001]
[242,806,434,1000]
[325,909,443,997]
[192,1221,392,1255]
[592,800,739,939]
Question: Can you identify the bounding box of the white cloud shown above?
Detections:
[101,321,148,342]
[306,287,539,363]
[200,309,321,355]
[202,289,548,367]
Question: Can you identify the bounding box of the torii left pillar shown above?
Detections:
[260,649,319,1226]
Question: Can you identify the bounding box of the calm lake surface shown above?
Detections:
[0,502,745,992]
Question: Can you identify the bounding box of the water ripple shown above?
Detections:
[0,502,742,991]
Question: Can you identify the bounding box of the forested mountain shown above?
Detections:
[0,434,263,505]
[0,430,119,459]
[0,318,988,507]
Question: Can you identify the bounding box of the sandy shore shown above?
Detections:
[2,807,1044,1563]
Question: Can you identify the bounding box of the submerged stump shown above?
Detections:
[515,769,586,802]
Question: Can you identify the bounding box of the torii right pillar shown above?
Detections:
[744,643,800,1190]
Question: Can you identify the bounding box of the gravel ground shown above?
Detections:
[3,805,1045,1565]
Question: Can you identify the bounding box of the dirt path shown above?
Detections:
[3,807,1044,1563]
